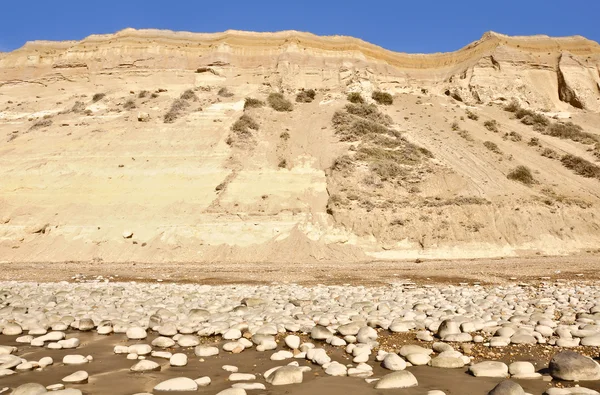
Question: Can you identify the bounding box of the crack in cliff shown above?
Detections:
[557,55,585,109]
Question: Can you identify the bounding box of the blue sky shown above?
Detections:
[1,0,599,53]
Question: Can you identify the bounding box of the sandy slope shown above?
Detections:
[0,29,599,263]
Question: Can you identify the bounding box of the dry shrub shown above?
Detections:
[267,93,293,112]
[345,103,392,125]
[507,165,536,185]
[218,87,234,98]
[163,99,189,123]
[458,130,474,141]
[330,155,355,175]
[92,93,106,103]
[372,90,393,105]
[278,159,287,168]
[231,114,259,134]
[451,121,460,131]
[541,147,559,159]
[29,118,52,131]
[124,99,136,110]
[504,131,522,142]
[244,98,264,109]
[483,141,501,154]
[138,90,149,99]
[466,109,479,120]
[544,122,597,145]
[280,131,290,140]
[528,137,540,146]
[295,89,316,103]
[504,100,521,112]
[561,154,600,179]
[484,120,499,133]
[347,92,364,104]
[180,89,198,101]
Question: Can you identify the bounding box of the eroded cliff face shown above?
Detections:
[0,29,599,263]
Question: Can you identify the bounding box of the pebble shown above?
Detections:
[374,371,418,389]
[265,366,304,385]
[153,377,198,391]
[170,353,188,367]
[62,355,88,365]
[131,360,161,372]
[62,370,89,384]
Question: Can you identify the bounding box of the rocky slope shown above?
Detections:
[0,29,599,263]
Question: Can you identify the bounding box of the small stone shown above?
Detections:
[126,327,147,340]
[131,360,161,372]
[194,376,211,386]
[469,361,509,378]
[170,353,188,367]
[62,355,88,365]
[153,377,198,392]
[12,383,46,395]
[62,370,89,384]
[228,373,256,381]
[375,371,418,389]
[284,335,300,350]
[195,346,219,357]
[382,353,406,371]
[487,380,525,395]
[265,366,304,385]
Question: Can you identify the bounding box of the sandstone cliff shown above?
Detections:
[1,29,599,263]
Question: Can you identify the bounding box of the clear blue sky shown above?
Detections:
[1,0,599,53]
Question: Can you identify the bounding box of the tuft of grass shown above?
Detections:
[244,97,264,109]
[151,92,160,99]
[507,165,536,185]
[504,100,521,113]
[484,120,499,133]
[541,147,559,159]
[180,89,198,101]
[295,89,316,103]
[347,92,364,104]
[123,99,136,110]
[466,109,479,120]
[345,103,392,125]
[561,154,600,179]
[218,87,234,98]
[483,141,501,154]
[544,122,597,145]
[92,93,106,103]
[451,121,460,131]
[278,159,287,168]
[29,118,53,131]
[267,93,293,112]
[372,90,393,105]
[528,137,540,146]
[458,130,474,141]
[504,131,522,142]
[280,131,290,140]
[163,99,189,123]
[231,114,259,134]
[138,90,149,99]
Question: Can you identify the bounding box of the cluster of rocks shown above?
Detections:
[1,281,600,394]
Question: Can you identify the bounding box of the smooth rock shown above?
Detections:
[374,371,418,389]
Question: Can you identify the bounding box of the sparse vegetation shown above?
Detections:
[504,100,521,113]
[561,154,600,179]
[451,121,460,131]
[295,89,316,103]
[278,159,287,168]
[180,89,198,101]
[150,93,159,99]
[541,147,560,159]
[29,118,52,131]
[138,90,149,99]
[458,130,474,141]
[466,109,479,120]
[123,99,136,110]
[330,155,355,175]
[231,114,259,134]
[218,87,234,98]
[244,98,264,109]
[504,131,522,142]
[92,93,106,103]
[507,165,536,185]
[267,93,293,112]
[163,99,189,123]
[484,120,499,133]
[483,141,501,154]
[528,137,540,146]
[280,131,290,140]
[345,103,392,125]
[544,122,598,145]
[347,92,364,104]
[372,90,393,105]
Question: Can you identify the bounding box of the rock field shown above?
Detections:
[1,280,600,394]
